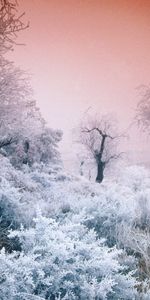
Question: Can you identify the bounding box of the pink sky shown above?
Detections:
[8,0,150,167]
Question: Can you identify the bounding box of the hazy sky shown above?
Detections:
[8,0,150,167]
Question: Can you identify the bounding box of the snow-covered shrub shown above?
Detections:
[0,213,137,300]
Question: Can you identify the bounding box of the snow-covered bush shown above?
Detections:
[0,213,137,300]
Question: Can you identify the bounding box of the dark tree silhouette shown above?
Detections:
[79,115,123,183]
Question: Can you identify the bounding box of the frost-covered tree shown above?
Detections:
[0,1,62,167]
[0,61,44,136]
[136,85,150,134]
[0,0,29,151]
[78,114,123,183]
[0,60,62,167]
[32,127,63,165]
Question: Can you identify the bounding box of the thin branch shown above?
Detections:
[105,152,124,165]
[81,126,125,141]
[81,127,108,137]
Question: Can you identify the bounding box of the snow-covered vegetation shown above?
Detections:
[0,154,150,299]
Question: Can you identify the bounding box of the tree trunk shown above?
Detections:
[96,161,105,183]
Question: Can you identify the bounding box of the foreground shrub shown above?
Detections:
[0,213,137,300]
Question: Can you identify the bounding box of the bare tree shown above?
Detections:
[79,114,123,183]
[0,0,29,54]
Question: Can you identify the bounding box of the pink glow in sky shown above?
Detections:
[8,0,150,166]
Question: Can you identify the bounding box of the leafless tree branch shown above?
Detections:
[0,0,29,54]
[105,152,124,165]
